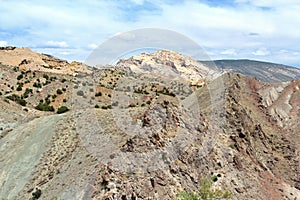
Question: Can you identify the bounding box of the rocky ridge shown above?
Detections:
[0,48,299,199]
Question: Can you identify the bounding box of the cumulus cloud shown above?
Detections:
[0,41,8,47]
[221,49,237,55]
[0,0,299,66]
[252,48,270,56]
[46,41,69,48]
[235,0,300,7]
[87,44,98,50]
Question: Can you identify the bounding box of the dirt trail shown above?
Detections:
[0,114,62,199]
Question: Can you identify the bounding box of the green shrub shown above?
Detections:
[35,103,54,112]
[33,82,42,88]
[50,76,56,81]
[16,84,23,91]
[107,104,112,109]
[23,88,32,98]
[52,94,57,99]
[6,94,27,106]
[17,74,23,80]
[77,90,84,96]
[63,99,67,102]
[57,106,69,114]
[43,74,49,80]
[175,191,198,200]
[56,89,63,95]
[101,105,107,109]
[95,92,102,97]
[173,178,231,200]
[95,104,99,108]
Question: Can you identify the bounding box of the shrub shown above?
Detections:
[173,178,231,200]
[32,188,42,199]
[95,92,102,97]
[61,78,67,83]
[50,76,56,81]
[57,106,69,114]
[43,74,49,80]
[16,84,23,91]
[17,74,23,80]
[33,82,42,88]
[56,89,63,95]
[35,103,54,112]
[77,90,84,96]
[23,88,32,97]
[95,104,99,108]
[63,99,67,102]
[112,101,118,107]
[6,94,27,106]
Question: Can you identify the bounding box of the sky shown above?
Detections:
[0,0,300,67]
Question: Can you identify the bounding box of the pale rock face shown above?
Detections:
[258,79,300,128]
[116,50,220,85]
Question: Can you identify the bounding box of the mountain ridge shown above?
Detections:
[0,47,299,199]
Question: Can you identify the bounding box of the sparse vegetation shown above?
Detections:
[101,104,112,109]
[33,82,42,88]
[57,106,69,114]
[157,87,176,97]
[6,94,27,106]
[173,178,231,200]
[35,102,54,112]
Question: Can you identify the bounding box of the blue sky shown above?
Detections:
[0,0,300,67]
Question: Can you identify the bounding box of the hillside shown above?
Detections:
[0,48,299,199]
[199,59,300,82]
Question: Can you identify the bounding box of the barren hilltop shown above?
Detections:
[0,47,299,199]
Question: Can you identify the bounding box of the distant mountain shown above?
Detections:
[199,59,300,82]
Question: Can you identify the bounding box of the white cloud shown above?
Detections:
[221,49,237,55]
[87,44,98,50]
[0,0,299,66]
[235,0,300,7]
[0,41,8,47]
[130,0,144,5]
[252,48,270,56]
[46,41,69,48]
[59,51,72,55]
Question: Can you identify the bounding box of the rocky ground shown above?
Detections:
[0,47,299,199]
